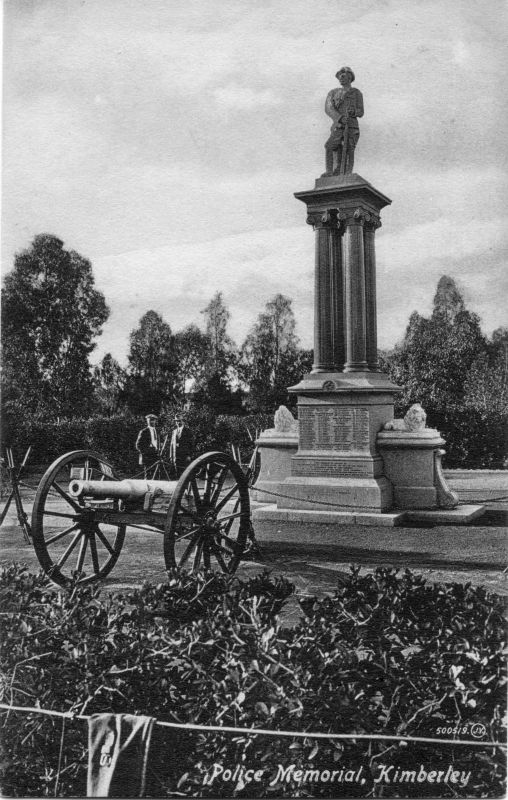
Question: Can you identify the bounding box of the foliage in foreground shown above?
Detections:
[0,564,506,798]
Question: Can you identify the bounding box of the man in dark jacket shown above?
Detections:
[169,413,193,477]
[135,414,160,477]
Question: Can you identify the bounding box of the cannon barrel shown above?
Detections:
[69,478,178,501]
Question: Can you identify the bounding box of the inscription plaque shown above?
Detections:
[292,457,366,477]
[299,407,370,451]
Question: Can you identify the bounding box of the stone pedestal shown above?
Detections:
[377,428,459,509]
[280,173,400,513]
[281,373,398,512]
[252,432,298,503]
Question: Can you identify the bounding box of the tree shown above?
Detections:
[92,353,126,415]
[1,234,109,419]
[432,275,465,322]
[382,275,503,466]
[239,294,304,412]
[490,326,508,365]
[173,324,211,396]
[124,311,177,414]
[458,325,508,467]
[201,292,236,376]
[199,293,239,412]
[460,349,508,467]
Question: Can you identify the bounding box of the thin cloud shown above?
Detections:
[214,85,282,109]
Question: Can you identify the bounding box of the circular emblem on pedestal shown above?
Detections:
[321,380,336,391]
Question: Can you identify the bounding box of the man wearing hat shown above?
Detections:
[135,414,160,477]
[324,66,364,176]
[169,412,193,478]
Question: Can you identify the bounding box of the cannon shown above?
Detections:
[31,450,253,589]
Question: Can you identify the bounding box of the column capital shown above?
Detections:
[345,206,373,226]
[306,208,340,229]
[364,214,382,231]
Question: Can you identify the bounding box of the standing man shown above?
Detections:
[169,413,193,478]
[324,66,364,176]
[135,414,160,478]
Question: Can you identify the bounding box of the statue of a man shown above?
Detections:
[324,67,364,176]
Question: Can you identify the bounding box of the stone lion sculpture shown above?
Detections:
[384,403,427,432]
[274,405,298,434]
[404,403,427,431]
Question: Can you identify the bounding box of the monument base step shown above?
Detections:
[252,504,405,528]
[402,505,486,524]
[251,503,486,531]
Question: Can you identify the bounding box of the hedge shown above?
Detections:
[0,564,505,797]
[2,411,273,475]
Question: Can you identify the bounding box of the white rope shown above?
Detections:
[0,703,504,749]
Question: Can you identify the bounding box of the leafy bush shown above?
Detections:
[2,414,140,473]
[6,416,87,466]
[169,408,271,464]
[85,413,142,474]
[3,411,273,474]
[0,565,505,797]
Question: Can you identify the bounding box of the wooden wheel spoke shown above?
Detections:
[192,537,205,571]
[223,508,246,536]
[56,531,83,569]
[214,484,240,513]
[203,461,224,502]
[173,525,201,543]
[212,538,236,556]
[210,541,229,573]
[45,523,80,545]
[177,499,202,523]
[88,532,100,575]
[210,466,229,505]
[75,534,89,575]
[203,547,211,570]
[159,462,172,480]
[189,478,203,510]
[0,494,13,523]
[94,526,115,555]
[202,463,213,502]
[216,510,245,524]
[215,530,243,550]
[179,530,202,567]
[50,481,83,513]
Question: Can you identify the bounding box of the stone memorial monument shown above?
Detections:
[252,67,473,526]
[274,66,399,514]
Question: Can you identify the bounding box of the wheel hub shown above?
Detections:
[76,508,95,530]
[202,510,219,532]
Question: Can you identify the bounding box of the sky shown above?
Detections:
[2,0,508,365]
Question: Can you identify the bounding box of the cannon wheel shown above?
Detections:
[31,450,125,589]
[164,451,250,574]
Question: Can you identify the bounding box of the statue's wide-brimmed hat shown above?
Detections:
[336,66,355,81]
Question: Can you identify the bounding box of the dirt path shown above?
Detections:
[1,503,506,602]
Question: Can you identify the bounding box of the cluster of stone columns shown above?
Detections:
[307,204,381,374]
